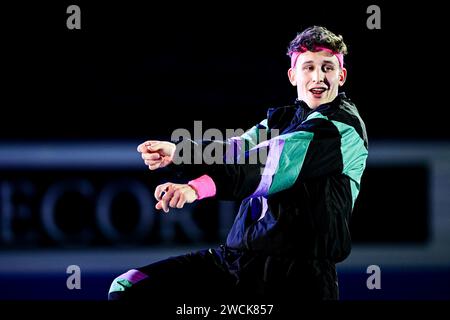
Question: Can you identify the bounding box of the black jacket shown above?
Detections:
[173,93,368,263]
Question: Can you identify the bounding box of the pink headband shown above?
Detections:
[290,46,344,69]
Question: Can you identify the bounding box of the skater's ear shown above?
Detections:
[288,68,297,86]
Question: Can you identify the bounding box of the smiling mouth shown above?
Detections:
[310,88,327,95]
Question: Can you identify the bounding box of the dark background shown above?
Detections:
[2,1,446,141]
[0,164,429,248]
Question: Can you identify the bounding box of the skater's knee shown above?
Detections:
[108,269,148,300]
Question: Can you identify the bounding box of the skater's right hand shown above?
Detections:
[137,140,176,170]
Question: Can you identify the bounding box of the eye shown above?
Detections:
[303,65,314,71]
[323,65,335,72]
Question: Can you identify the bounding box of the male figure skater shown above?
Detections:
[109,26,368,302]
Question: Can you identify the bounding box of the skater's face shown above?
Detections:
[288,50,347,109]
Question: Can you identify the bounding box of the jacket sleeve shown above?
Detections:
[172,112,368,201]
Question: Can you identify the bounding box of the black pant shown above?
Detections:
[108,246,338,302]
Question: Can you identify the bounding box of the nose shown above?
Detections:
[312,68,325,83]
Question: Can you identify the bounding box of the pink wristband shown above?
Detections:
[188,175,217,200]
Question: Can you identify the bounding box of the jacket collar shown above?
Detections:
[294,92,346,112]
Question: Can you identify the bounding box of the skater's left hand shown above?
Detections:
[154,182,198,213]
